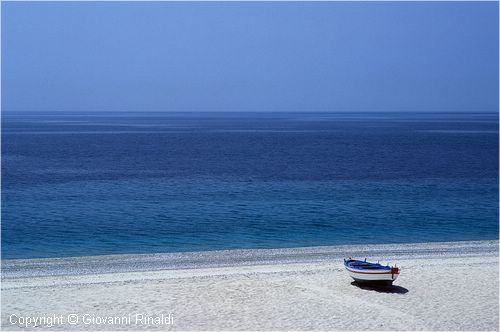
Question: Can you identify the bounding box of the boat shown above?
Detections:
[344,258,399,286]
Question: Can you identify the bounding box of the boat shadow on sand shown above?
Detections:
[351,281,409,294]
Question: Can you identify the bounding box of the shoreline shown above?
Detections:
[2,240,498,278]
[2,240,498,331]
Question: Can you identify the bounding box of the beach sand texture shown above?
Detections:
[2,241,498,331]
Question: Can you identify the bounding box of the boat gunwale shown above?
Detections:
[344,259,392,271]
[345,267,399,275]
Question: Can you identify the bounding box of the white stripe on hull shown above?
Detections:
[346,269,399,281]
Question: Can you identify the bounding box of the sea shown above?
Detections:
[1,112,498,259]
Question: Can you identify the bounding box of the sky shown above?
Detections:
[2,1,498,113]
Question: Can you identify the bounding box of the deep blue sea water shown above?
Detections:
[2,112,498,259]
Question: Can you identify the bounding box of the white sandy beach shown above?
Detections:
[1,240,498,331]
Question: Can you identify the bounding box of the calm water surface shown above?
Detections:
[2,112,498,259]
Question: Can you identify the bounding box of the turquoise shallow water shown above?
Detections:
[2,112,498,259]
